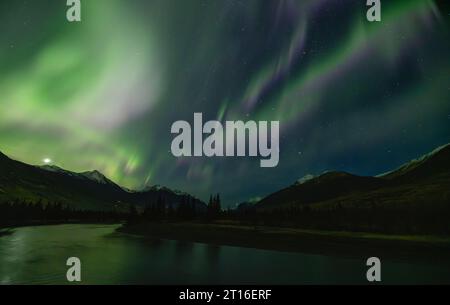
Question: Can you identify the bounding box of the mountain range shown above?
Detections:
[0,151,205,211]
[1,143,449,213]
[254,143,450,212]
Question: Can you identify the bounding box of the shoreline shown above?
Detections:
[118,222,450,260]
[3,222,450,260]
[0,221,122,232]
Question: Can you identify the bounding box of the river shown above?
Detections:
[0,224,449,284]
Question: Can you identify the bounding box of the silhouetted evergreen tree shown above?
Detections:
[206,193,222,220]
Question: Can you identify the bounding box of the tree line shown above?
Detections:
[226,204,450,235]
[2,195,449,234]
[0,200,126,228]
[0,193,224,228]
[128,193,223,223]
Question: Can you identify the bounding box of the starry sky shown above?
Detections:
[0,0,449,206]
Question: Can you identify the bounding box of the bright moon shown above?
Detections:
[43,158,52,164]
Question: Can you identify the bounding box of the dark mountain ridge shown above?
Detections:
[256,143,450,211]
[379,143,450,182]
[0,151,206,212]
[257,171,386,209]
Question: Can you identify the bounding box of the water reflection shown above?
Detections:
[0,224,449,284]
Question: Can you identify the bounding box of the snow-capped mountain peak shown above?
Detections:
[377,143,450,178]
[39,165,79,177]
[295,174,316,185]
[80,170,111,184]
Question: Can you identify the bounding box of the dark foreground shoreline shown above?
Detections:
[118,222,450,260]
[0,220,121,236]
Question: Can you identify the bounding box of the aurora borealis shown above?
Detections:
[0,0,449,206]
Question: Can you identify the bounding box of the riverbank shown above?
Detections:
[0,220,123,232]
[119,222,450,260]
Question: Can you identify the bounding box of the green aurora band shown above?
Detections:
[0,0,448,205]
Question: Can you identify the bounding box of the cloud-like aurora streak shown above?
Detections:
[234,0,443,125]
[0,0,163,187]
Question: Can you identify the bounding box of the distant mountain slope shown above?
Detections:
[80,170,117,185]
[256,143,450,211]
[257,172,385,209]
[379,143,450,181]
[0,151,205,212]
[40,165,79,176]
[40,165,122,187]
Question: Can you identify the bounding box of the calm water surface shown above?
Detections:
[0,224,449,284]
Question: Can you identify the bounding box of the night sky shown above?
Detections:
[0,0,449,206]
